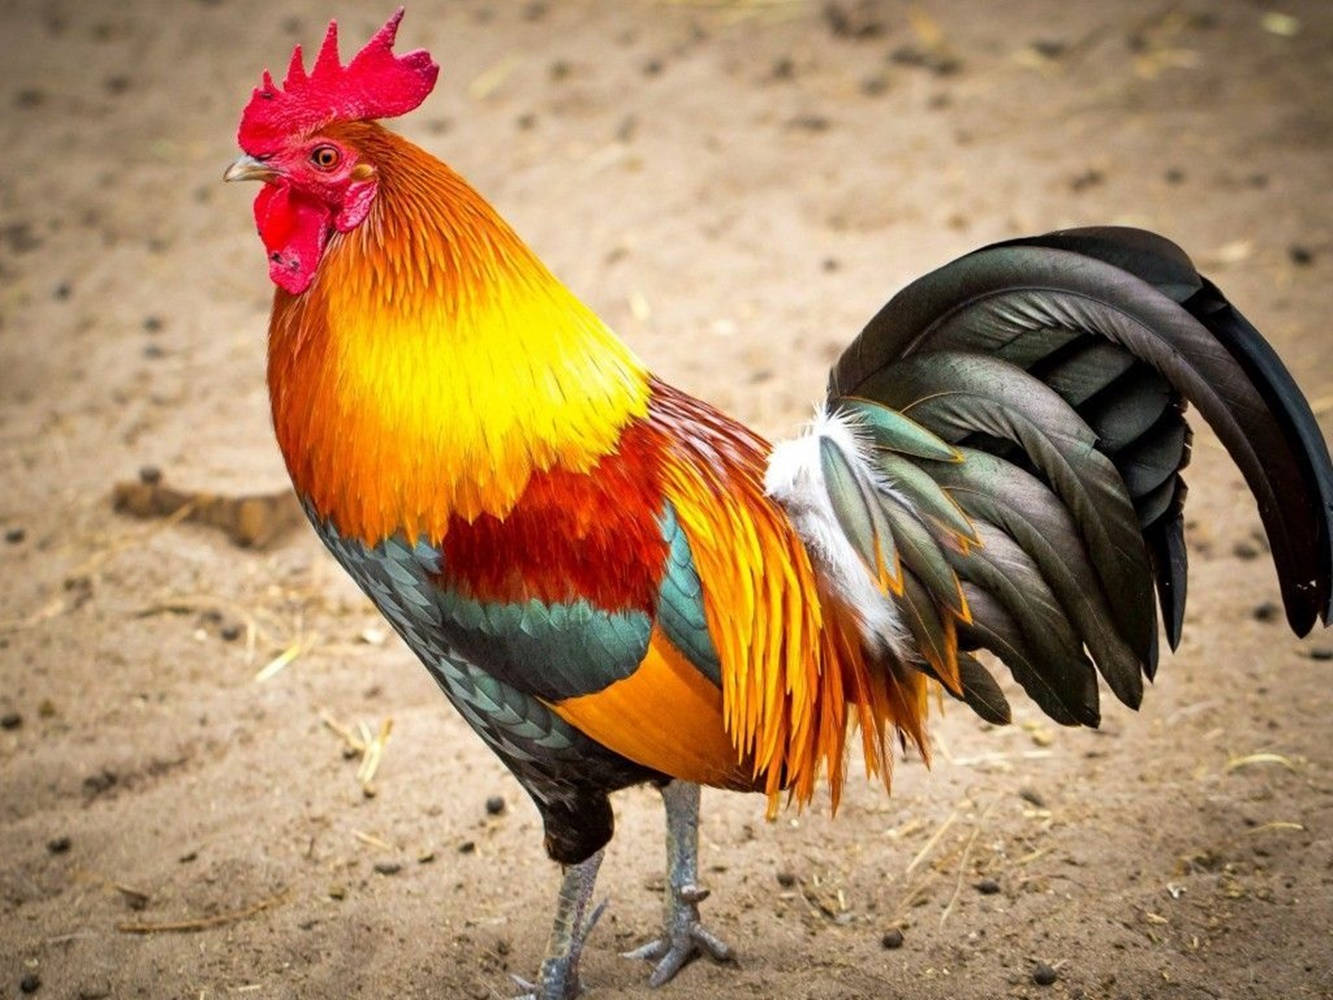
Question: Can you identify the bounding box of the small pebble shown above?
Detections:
[5,527,25,544]
[178,850,197,863]
[373,861,402,876]
[860,74,889,96]
[20,972,41,994]
[53,282,71,300]
[83,769,117,795]
[1288,245,1314,266]
[776,870,796,888]
[328,884,347,900]
[47,836,71,854]
[1164,167,1186,184]
[138,465,162,485]
[1033,962,1058,986]
[219,624,242,642]
[142,315,163,333]
[880,928,904,949]
[1232,541,1260,560]
[417,849,436,864]
[1070,168,1104,192]
[975,878,1000,895]
[1,712,21,730]
[1252,602,1280,623]
[485,795,506,816]
[1018,786,1046,807]
[458,840,476,855]
[787,114,831,132]
[1308,646,1333,661]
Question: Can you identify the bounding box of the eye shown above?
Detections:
[310,144,341,171]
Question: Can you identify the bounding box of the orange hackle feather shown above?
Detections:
[266,120,935,813]
[268,122,651,545]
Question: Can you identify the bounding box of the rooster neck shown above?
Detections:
[267,125,650,546]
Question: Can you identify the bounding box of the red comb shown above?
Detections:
[237,7,438,156]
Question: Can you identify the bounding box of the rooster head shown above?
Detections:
[224,8,438,294]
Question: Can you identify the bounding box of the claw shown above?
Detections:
[513,900,609,999]
[624,886,735,988]
[626,782,737,988]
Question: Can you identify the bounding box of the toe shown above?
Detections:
[647,945,694,989]
[692,924,733,962]
[621,938,669,962]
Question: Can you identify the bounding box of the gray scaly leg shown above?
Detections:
[513,849,606,1000]
[624,781,734,986]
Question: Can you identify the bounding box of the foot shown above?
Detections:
[511,899,607,1000]
[623,883,734,988]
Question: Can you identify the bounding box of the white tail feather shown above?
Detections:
[765,405,906,654]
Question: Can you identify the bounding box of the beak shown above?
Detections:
[223,154,278,184]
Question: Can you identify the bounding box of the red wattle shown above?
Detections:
[253,185,332,295]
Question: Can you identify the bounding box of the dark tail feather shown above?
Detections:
[831,226,1333,638]
[1184,277,1333,628]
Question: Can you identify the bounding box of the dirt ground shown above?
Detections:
[2,0,1332,997]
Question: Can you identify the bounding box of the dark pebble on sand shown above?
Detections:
[373,861,402,876]
[459,840,476,854]
[47,836,71,854]
[1289,245,1314,266]
[881,928,904,949]
[4,527,23,544]
[975,878,1000,895]
[20,972,41,993]
[485,795,506,815]
[1252,602,1280,623]
[1033,962,1058,986]
[1,712,21,730]
[776,870,796,888]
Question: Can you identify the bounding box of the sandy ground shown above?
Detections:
[2,0,1333,997]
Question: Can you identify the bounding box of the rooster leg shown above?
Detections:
[512,848,606,1000]
[624,780,734,986]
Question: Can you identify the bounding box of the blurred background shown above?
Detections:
[1,1,1330,997]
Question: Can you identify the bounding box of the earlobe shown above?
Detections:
[336,180,378,232]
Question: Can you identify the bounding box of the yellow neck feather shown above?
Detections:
[268,124,649,544]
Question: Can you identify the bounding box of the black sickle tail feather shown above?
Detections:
[828,226,1333,727]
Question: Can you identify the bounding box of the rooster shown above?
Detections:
[224,11,1333,999]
